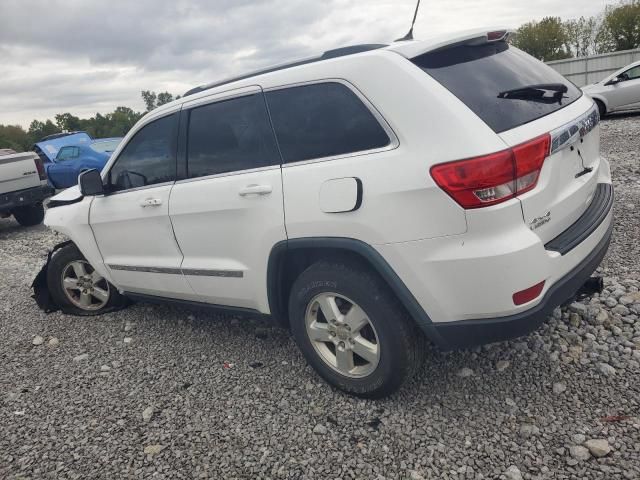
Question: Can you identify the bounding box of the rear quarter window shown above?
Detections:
[265,82,390,163]
[412,43,583,133]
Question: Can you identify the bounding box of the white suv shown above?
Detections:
[38,28,614,398]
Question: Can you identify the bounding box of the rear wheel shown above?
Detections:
[595,99,606,118]
[12,203,44,226]
[289,260,423,398]
[47,244,125,315]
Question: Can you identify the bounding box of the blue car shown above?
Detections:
[38,135,122,189]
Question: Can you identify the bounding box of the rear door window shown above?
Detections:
[186,93,280,178]
[412,43,583,133]
[265,82,390,163]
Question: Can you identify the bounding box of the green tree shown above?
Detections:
[55,112,83,132]
[564,16,599,57]
[142,90,180,110]
[156,92,174,106]
[28,119,59,142]
[141,90,157,111]
[513,17,572,61]
[0,124,32,152]
[597,0,640,52]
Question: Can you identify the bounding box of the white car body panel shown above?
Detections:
[170,166,286,312]
[582,60,640,113]
[499,96,602,244]
[89,183,196,299]
[0,152,45,195]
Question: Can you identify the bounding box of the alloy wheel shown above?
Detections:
[305,292,380,378]
[61,260,110,311]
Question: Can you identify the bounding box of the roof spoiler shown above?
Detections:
[388,27,515,59]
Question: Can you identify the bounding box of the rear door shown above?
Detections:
[169,86,285,312]
[413,42,600,243]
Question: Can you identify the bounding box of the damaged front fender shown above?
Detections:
[32,240,130,315]
[31,240,73,313]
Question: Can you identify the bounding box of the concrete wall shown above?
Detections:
[547,49,640,87]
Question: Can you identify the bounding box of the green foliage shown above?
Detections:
[141,90,157,112]
[513,17,572,61]
[141,90,181,111]
[516,1,640,60]
[598,0,640,52]
[563,16,599,57]
[0,124,32,152]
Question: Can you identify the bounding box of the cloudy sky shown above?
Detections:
[0,0,609,128]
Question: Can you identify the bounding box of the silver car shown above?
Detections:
[582,60,640,117]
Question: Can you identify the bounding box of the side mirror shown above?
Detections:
[606,75,627,86]
[79,169,104,196]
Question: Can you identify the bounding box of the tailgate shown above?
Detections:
[499,98,603,244]
[0,152,42,195]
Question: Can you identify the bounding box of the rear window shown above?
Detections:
[413,43,582,133]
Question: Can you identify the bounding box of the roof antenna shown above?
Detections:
[395,0,421,42]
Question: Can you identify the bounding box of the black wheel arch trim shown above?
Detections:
[266,237,447,346]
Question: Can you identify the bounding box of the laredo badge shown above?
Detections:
[529,211,551,230]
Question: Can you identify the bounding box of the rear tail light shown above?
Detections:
[34,157,47,181]
[513,281,545,306]
[430,134,550,209]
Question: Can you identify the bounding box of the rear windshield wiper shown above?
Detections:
[497,83,568,103]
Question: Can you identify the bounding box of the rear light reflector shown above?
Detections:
[513,281,545,306]
[430,134,550,209]
[34,157,47,181]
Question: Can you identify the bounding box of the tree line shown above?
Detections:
[0,90,177,153]
[513,0,640,61]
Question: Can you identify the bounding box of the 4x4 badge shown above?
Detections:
[529,211,551,230]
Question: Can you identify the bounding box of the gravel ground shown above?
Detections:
[1,113,639,480]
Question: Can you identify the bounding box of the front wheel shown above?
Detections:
[12,203,44,226]
[46,244,125,315]
[289,260,424,398]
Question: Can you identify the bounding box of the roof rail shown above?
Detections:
[183,44,387,97]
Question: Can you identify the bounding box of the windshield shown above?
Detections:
[412,43,582,133]
[91,139,121,153]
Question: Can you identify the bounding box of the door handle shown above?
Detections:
[238,184,272,196]
[140,198,162,207]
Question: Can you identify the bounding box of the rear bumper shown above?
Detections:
[432,212,613,350]
[0,185,54,212]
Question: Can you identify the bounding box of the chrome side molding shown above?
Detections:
[108,264,244,278]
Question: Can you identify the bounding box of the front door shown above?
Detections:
[606,65,640,110]
[169,87,286,312]
[48,146,79,188]
[89,111,195,299]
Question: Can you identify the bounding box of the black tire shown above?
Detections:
[288,259,424,398]
[47,244,126,316]
[595,99,606,118]
[12,203,44,226]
